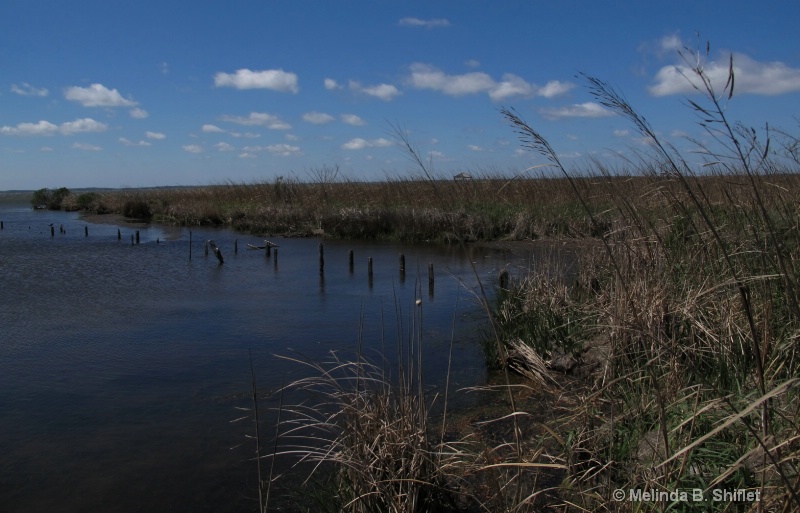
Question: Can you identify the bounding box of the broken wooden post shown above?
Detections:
[429,263,434,298]
[234,239,238,254]
[499,269,510,290]
[349,249,354,272]
[117,228,121,241]
[85,226,88,237]
[319,243,324,273]
[135,231,140,244]
[207,239,224,264]
[50,226,54,237]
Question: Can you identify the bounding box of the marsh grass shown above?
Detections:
[492,45,800,511]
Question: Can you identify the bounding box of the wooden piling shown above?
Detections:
[368,257,373,288]
[499,269,510,290]
[117,228,121,240]
[135,231,140,244]
[207,239,224,264]
[319,243,324,273]
[85,226,88,237]
[273,248,278,265]
[234,239,238,254]
[131,234,134,246]
[349,249,354,272]
[428,263,434,298]
[189,231,192,260]
[50,226,54,237]
[0,221,3,230]
[60,224,64,234]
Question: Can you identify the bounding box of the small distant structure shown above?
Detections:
[453,172,472,181]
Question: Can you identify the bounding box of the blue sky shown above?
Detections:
[2,0,799,190]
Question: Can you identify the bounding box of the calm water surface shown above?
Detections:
[0,204,555,512]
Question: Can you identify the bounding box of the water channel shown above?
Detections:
[0,202,561,512]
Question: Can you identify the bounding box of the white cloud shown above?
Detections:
[1,120,59,136]
[341,137,393,150]
[214,142,235,151]
[202,124,225,133]
[130,108,149,119]
[465,59,481,68]
[398,17,451,28]
[65,83,137,107]
[119,137,151,147]
[220,112,291,130]
[613,129,630,137]
[60,118,108,135]
[229,131,261,138]
[40,146,54,152]
[1,118,107,136]
[409,63,494,96]
[146,131,166,140]
[538,80,575,98]
[324,78,342,90]
[3,119,101,136]
[183,144,204,153]
[539,102,615,120]
[408,63,565,101]
[649,52,800,96]
[303,111,335,124]
[214,68,299,93]
[348,80,401,101]
[490,73,536,101]
[266,143,301,156]
[72,142,102,151]
[239,152,257,159]
[341,114,366,126]
[467,144,483,151]
[11,83,49,97]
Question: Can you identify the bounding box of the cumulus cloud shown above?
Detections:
[1,120,59,136]
[202,124,224,133]
[119,137,151,147]
[214,68,299,93]
[129,108,149,119]
[341,137,393,150]
[65,83,137,107]
[214,142,235,151]
[649,52,800,96]
[467,144,483,151]
[539,102,615,120]
[324,78,342,90]
[348,81,401,101]
[1,118,108,136]
[11,83,49,97]
[72,142,102,151]
[303,111,335,124]
[266,143,301,156]
[408,63,570,101]
[146,131,166,140]
[398,17,450,28]
[183,144,204,153]
[220,112,291,130]
[60,118,108,135]
[341,114,366,126]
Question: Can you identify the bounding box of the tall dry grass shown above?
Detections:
[490,45,800,512]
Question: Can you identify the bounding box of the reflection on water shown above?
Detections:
[0,204,565,512]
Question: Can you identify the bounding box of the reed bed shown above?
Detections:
[486,50,800,511]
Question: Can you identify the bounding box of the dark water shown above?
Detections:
[0,204,550,512]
